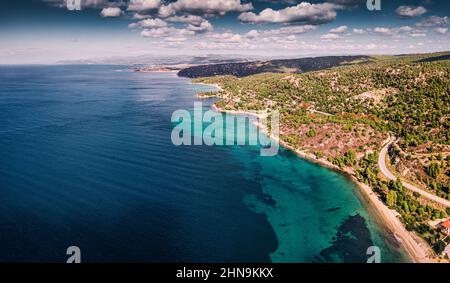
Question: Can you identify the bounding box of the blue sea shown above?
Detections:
[0,65,408,262]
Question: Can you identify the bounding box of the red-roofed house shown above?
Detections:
[442,219,450,235]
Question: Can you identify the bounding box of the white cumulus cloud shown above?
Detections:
[100,7,122,17]
[209,32,243,43]
[167,15,214,33]
[141,27,194,38]
[352,28,368,34]
[137,18,168,28]
[395,6,427,18]
[373,26,425,38]
[434,27,448,35]
[329,25,347,33]
[127,0,161,12]
[416,16,450,28]
[238,2,341,25]
[159,0,253,18]
[320,33,340,41]
[44,0,125,9]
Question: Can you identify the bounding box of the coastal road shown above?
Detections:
[378,138,450,208]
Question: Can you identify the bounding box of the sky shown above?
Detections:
[1,0,449,64]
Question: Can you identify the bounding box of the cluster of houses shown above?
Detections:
[442,219,450,235]
[440,219,450,259]
[440,220,450,260]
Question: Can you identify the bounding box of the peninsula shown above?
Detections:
[183,52,450,262]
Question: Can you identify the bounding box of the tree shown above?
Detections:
[344,150,356,166]
[426,163,441,179]
[306,127,316,138]
[386,190,398,209]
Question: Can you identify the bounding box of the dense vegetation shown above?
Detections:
[179,55,372,78]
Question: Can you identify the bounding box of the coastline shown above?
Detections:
[208,101,436,263]
[192,82,224,92]
[135,70,179,73]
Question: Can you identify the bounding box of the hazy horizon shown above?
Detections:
[2,50,450,66]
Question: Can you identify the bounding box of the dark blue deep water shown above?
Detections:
[0,65,408,262]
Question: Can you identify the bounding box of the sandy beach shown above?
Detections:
[210,103,437,263]
[192,82,224,92]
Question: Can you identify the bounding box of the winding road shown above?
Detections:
[378,138,450,208]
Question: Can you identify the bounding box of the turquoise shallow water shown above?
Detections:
[0,65,408,262]
[197,114,408,262]
[235,146,404,262]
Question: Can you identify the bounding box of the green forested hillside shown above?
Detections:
[198,52,449,147]
[179,55,373,78]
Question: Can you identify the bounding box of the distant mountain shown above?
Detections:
[57,54,266,66]
[416,54,450,63]
[178,55,373,78]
